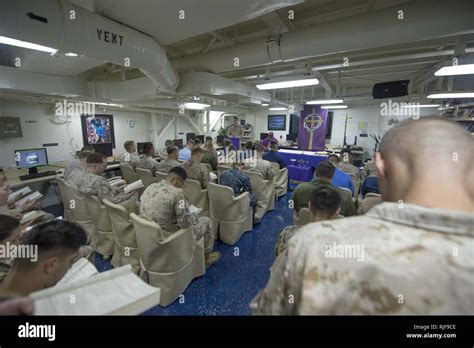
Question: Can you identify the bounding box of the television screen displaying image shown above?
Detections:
[81,114,115,147]
[268,115,286,131]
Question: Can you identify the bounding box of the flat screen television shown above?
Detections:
[268,115,286,131]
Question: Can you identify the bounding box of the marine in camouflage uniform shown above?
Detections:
[156,158,180,174]
[65,167,87,187]
[360,160,377,181]
[76,170,139,212]
[251,202,474,315]
[63,159,80,181]
[180,160,210,189]
[219,167,257,215]
[119,152,140,169]
[139,180,214,253]
[338,161,360,177]
[136,155,160,174]
[250,158,274,180]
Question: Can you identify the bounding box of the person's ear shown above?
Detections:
[375,152,386,179]
[44,257,59,275]
[336,207,341,216]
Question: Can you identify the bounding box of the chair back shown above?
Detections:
[136,168,157,189]
[184,179,209,215]
[120,164,138,183]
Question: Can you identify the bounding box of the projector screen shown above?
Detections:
[268,115,286,131]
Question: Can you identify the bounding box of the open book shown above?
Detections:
[124,179,144,194]
[56,258,98,286]
[209,172,217,181]
[109,179,126,187]
[15,191,43,207]
[20,210,46,225]
[30,265,161,315]
[188,204,203,215]
[7,186,32,205]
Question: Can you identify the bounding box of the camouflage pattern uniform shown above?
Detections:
[156,159,180,174]
[180,160,210,189]
[251,158,274,180]
[227,124,243,137]
[275,225,300,257]
[252,202,474,315]
[219,167,257,214]
[66,167,87,187]
[119,152,140,169]
[140,180,214,253]
[360,160,377,181]
[136,155,160,174]
[63,159,80,181]
[338,161,360,177]
[77,170,139,211]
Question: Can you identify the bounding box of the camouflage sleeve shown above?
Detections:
[174,192,199,229]
[342,193,358,216]
[201,166,210,189]
[251,241,304,315]
[275,226,298,257]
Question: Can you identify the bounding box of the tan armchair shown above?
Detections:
[130,213,205,307]
[136,168,157,189]
[63,181,97,249]
[207,182,253,245]
[84,195,115,258]
[271,162,288,197]
[120,164,138,184]
[102,199,140,274]
[243,170,276,219]
[155,171,168,182]
[56,177,74,222]
[184,179,209,217]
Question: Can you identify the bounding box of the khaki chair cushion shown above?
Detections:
[183,179,209,217]
[207,182,253,245]
[136,168,157,189]
[84,195,115,258]
[64,181,96,248]
[130,213,205,307]
[271,162,288,197]
[102,199,140,274]
[243,170,276,219]
[56,177,74,222]
[120,164,138,184]
[293,208,312,226]
[155,171,168,182]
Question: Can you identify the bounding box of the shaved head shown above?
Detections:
[376,116,474,211]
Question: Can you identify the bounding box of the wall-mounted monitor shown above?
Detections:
[267,115,286,131]
[81,114,115,148]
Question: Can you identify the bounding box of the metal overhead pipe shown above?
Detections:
[0,0,179,92]
[171,0,474,74]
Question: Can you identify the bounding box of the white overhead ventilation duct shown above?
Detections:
[0,0,179,92]
[177,72,272,106]
[171,0,474,74]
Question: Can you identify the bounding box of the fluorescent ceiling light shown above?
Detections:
[65,52,78,57]
[261,103,269,106]
[269,107,287,111]
[256,78,319,90]
[183,102,210,110]
[435,64,474,76]
[401,104,440,108]
[427,92,474,99]
[306,99,344,105]
[321,105,347,109]
[0,36,58,54]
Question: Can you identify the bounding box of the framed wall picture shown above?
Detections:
[81,114,115,148]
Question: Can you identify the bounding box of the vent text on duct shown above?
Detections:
[96,29,124,46]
